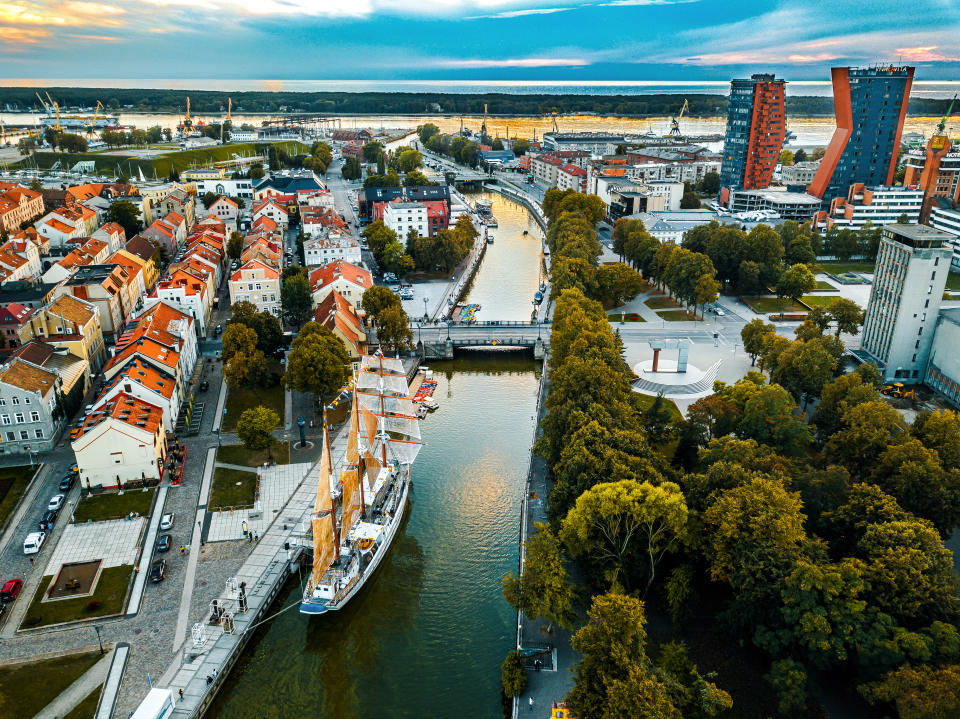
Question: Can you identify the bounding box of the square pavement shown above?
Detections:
[206,463,312,542]
[44,517,146,575]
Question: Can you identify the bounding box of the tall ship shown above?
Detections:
[300,354,423,615]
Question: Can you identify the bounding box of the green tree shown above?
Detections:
[655,641,733,717]
[871,439,960,533]
[738,383,811,455]
[227,231,243,260]
[361,141,383,163]
[793,148,808,163]
[106,200,143,238]
[825,400,907,477]
[229,302,283,354]
[500,650,527,698]
[828,297,865,336]
[766,659,808,716]
[341,156,362,181]
[502,522,576,631]
[775,263,815,313]
[779,149,794,165]
[417,123,440,144]
[698,171,720,195]
[374,304,412,353]
[741,318,775,366]
[693,273,720,318]
[680,192,701,209]
[813,372,881,446]
[914,409,960,469]
[223,348,269,398]
[403,170,432,187]
[283,323,351,405]
[771,338,838,408]
[512,138,530,156]
[202,191,218,209]
[361,286,401,318]
[221,323,258,362]
[281,273,313,328]
[860,664,960,719]
[560,480,687,592]
[236,405,280,459]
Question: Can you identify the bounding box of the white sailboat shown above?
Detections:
[300,354,424,615]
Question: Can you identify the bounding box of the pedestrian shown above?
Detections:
[178,688,184,700]
[529,697,534,711]
[254,531,258,541]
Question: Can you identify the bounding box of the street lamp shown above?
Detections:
[93,625,104,654]
[423,296,429,322]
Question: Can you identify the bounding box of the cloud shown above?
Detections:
[66,32,120,40]
[437,56,590,68]
[598,0,696,6]
[469,6,572,18]
[896,45,960,62]
[0,1,126,27]
[680,50,841,65]
[0,24,50,43]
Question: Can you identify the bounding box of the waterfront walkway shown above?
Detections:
[515,362,579,718]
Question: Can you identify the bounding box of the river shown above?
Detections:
[463,192,545,323]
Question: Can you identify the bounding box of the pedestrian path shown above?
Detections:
[127,486,167,616]
[206,462,312,542]
[34,648,112,719]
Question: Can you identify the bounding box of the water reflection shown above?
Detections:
[209,355,540,719]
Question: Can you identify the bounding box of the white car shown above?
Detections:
[159,513,174,530]
[47,494,64,511]
[23,531,45,555]
[715,308,726,317]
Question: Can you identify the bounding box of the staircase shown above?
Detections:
[631,360,722,398]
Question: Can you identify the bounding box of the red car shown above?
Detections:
[1,579,22,602]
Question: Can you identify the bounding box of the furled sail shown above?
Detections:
[340,392,364,529]
[311,435,336,584]
[356,370,409,396]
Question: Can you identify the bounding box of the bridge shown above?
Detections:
[402,321,551,359]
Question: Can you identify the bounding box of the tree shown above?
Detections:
[828,297,865,336]
[227,231,243,260]
[813,373,881,446]
[680,192,701,209]
[741,318,775,366]
[282,264,305,281]
[224,349,269,397]
[249,164,265,180]
[825,401,907,477]
[283,324,350,405]
[770,338,838,408]
[229,302,284,354]
[361,286,401,319]
[373,304,412,353]
[362,141,384,163]
[202,191,218,209]
[811,147,827,161]
[567,592,680,719]
[106,200,143,238]
[512,138,530,156]
[914,410,960,469]
[793,148,808,163]
[766,659,808,716]
[693,273,719,318]
[417,123,440,144]
[697,171,720,195]
[236,406,279,459]
[501,650,527,698]
[280,273,313,328]
[221,323,258,362]
[341,156,362,181]
[403,170,432,187]
[395,147,423,173]
[779,149,794,165]
[502,522,576,631]
[560,480,687,592]
[860,664,960,719]
[775,263,815,312]
[738,383,811,455]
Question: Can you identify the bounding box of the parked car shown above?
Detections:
[199,380,209,392]
[0,579,22,602]
[69,427,82,440]
[59,474,75,492]
[156,534,172,553]
[38,509,57,531]
[149,559,166,583]
[47,494,64,511]
[23,531,45,555]
[159,513,174,531]
[214,324,222,336]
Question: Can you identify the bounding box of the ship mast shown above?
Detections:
[323,409,339,561]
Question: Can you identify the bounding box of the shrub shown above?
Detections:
[24,616,41,626]
[501,649,527,698]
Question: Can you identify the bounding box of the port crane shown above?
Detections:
[669,99,689,138]
[936,94,957,136]
[87,100,105,135]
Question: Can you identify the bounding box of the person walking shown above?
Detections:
[529,696,534,711]
[178,689,184,700]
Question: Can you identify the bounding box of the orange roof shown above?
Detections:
[47,294,96,325]
[45,218,76,234]
[230,259,280,281]
[309,260,372,293]
[106,357,176,401]
[106,335,180,374]
[106,250,144,282]
[76,391,164,440]
[67,183,103,202]
[0,357,58,394]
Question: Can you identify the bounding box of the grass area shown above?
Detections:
[0,464,37,533]
[645,296,683,310]
[813,280,838,291]
[946,272,960,291]
[24,141,311,177]
[223,382,285,432]
[607,312,647,322]
[801,294,850,308]
[816,260,875,275]
[72,488,155,523]
[742,296,806,314]
[63,683,103,719]
[21,566,132,629]
[0,651,101,717]
[209,467,258,511]
[657,309,699,321]
[217,441,290,467]
[633,393,683,423]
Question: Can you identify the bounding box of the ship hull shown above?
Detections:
[299,475,410,615]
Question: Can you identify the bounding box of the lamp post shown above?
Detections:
[93,624,104,654]
[423,296,429,323]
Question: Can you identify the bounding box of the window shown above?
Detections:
[19,431,27,440]
[0,415,8,426]
[29,411,38,422]
[14,413,23,423]
[11,397,18,405]
[5,432,12,441]
[0,399,5,406]
[23,396,30,404]
[34,429,43,439]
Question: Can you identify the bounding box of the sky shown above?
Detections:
[0,0,958,82]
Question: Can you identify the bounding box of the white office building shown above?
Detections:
[930,204,960,270]
[382,202,427,238]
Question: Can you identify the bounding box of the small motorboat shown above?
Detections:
[422,399,439,411]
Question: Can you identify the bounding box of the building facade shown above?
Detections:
[860,224,952,382]
[814,184,923,230]
[719,74,787,197]
[0,358,61,454]
[808,65,914,203]
[903,136,959,222]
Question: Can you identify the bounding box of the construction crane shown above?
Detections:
[480,103,488,143]
[937,94,957,136]
[183,96,193,130]
[35,92,50,112]
[87,100,105,135]
[669,99,689,138]
[226,97,232,123]
[550,111,559,134]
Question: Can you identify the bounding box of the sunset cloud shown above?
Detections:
[437,56,590,68]
[896,45,960,62]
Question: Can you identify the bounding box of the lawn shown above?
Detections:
[217,442,290,468]
[946,272,960,291]
[813,280,839,291]
[0,464,38,533]
[223,383,285,432]
[63,683,103,719]
[607,312,647,322]
[742,296,806,314]
[208,467,258,511]
[72,488,155,523]
[817,261,875,275]
[21,566,132,629]
[801,294,852,308]
[656,309,699,321]
[645,296,683,310]
[0,651,101,717]
[634,393,682,423]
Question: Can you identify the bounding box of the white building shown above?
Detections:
[304,232,362,267]
[252,198,289,229]
[818,185,924,231]
[209,196,239,227]
[727,188,822,223]
[196,178,255,202]
[542,132,625,154]
[780,161,821,187]
[860,224,953,383]
[228,260,281,316]
[930,204,960,270]
[382,202,427,238]
[594,179,683,214]
[309,260,373,311]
